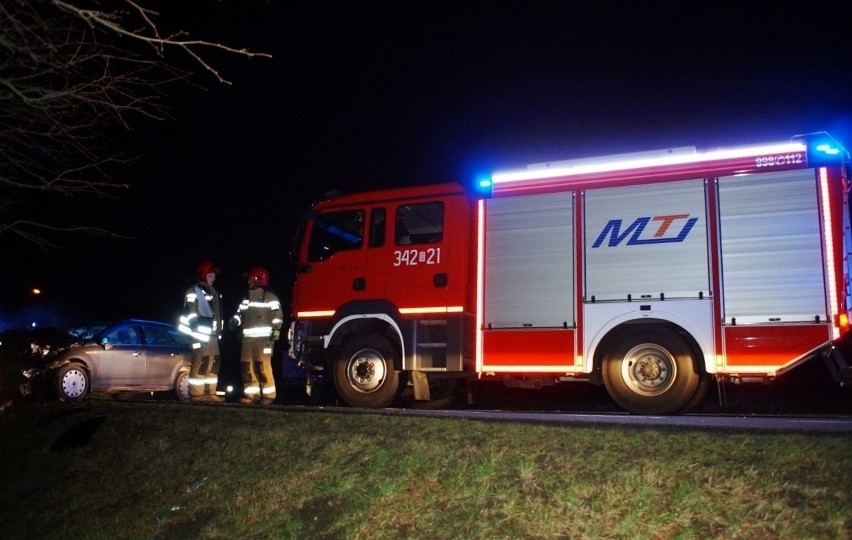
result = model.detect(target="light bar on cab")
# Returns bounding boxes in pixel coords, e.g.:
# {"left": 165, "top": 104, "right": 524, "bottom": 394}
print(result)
{"left": 491, "top": 141, "right": 807, "bottom": 185}
{"left": 297, "top": 310, "right": 335, "bottom": 318}
{"left": 398, "top": 306, "right": 464, "bottom": 315}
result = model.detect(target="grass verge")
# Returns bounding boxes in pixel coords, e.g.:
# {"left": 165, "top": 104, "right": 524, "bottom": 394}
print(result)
{"left": 0, "top": 399, "right": 850, "bottom": 539}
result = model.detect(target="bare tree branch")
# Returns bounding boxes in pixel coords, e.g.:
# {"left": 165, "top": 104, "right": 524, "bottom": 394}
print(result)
{"left": 0, "top": 220, "right": 131, "bottom": 249}
{"left": 0, "top": 0, "right": 271, "bottom": 247}
{"left": 52, "top": 0, "right": 271, "bottom": 85}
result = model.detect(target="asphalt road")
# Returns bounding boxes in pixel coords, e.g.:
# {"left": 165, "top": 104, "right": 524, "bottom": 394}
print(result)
{"left": 4, "top": 340, "right": 852, "bottom": 434}
{"left": 331, "top": 406, "right": 852, "bottom": 434}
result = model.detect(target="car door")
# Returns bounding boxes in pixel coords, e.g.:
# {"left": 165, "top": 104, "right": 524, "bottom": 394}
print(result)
{"left": 142, "top": 324, "right": 187, "bottom": 388}
{"left": 95, "top": 324, "right": 146, "bottom": 388}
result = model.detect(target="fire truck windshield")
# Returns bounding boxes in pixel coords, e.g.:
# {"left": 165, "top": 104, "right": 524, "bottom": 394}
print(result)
{"left": 307, "top": 210, "right": 365, "bottom": 262}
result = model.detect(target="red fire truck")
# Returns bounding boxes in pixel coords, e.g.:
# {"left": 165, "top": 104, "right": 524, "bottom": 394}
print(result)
{"left": 288, "top": 132, "right": 852, "bottom": 414}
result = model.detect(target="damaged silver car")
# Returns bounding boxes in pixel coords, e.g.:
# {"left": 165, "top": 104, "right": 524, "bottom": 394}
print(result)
{"left": 22, "top": 319, "right": 193, "bottom": 402}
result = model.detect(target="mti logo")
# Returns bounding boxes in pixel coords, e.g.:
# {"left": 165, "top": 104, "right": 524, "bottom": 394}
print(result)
{"left": 592, "top": 214, "right": 698, "bottom": 248}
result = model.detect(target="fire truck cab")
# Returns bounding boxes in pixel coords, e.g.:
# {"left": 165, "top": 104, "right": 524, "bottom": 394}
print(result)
{"left": 289, "top": 132, "right": 852, "bottom": 414}
{"left": 289, "top": 183, "right": 476, "bottom": 409}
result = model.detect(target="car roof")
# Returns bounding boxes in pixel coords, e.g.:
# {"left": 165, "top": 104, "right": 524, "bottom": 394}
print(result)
{"left": 116, "top": 319, "right": 177, "bottom": 328}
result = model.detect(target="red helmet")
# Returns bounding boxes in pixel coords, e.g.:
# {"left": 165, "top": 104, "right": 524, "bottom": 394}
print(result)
{"left": 246, "top": 266, "right": 269, "bottom": 287}
{"left": 196, "top": 261, "right": 219, "bottom": 280}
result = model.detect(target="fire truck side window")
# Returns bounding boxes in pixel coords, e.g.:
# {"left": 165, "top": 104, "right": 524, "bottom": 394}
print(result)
{"left": 395, "top": 202, "right": 443, "bottom": 245}
{"left": 369, "top": 208, "right": 386, "bottom": 247}
{"left": 307, "top": 210, "right": 365, "bottom": 262}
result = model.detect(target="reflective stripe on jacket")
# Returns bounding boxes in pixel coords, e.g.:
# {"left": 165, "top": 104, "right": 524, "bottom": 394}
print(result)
{"left": 231, "top": 287, "right": 283, "bottom": 339}
{"left": 179, "top": 282, "right": 222, "bottom": 342}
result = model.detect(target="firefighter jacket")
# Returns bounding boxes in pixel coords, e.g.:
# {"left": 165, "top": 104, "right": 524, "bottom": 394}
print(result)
{"left": 178, "top": 282, "right": 223, "bottom": 343}
{"left": 231, "top": 287, "right": 283, "bottom": 339}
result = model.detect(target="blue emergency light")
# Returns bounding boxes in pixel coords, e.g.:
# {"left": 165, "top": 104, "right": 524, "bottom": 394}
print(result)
{"left": 793, "top": 132, "right": 849, "bottom": 166}
{"left": 815, "top": 143, "right": 841, "bottom": 156}
{"left": 473, "top": 176, "right": 493, "bottom": 198}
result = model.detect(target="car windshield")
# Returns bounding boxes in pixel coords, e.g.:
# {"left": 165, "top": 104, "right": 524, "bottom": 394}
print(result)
{"left": 68, "top": 323, "right": 110, "bottom": 342}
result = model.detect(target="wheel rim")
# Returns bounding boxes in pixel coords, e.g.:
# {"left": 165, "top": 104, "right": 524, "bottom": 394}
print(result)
{"left": 178, "top": 373, "right": 190, "bottom": 401}
{"left": 61, "top": 368, "right": 87, "bottom": 398}
{"left": 620, "top": 343, "right": 676, "bottom": 396}
{"left": 345, "top": 348, "right": 387, "bottom": 394}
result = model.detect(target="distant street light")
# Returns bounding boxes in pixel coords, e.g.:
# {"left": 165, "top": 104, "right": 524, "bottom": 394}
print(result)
{"left": 28, "top": 287, "right": 56, "bottom": 327}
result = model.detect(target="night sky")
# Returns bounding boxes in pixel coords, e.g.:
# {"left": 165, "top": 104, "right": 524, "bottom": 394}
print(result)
{"left": 3, "top": 0, "right": 852, "bottom": 329}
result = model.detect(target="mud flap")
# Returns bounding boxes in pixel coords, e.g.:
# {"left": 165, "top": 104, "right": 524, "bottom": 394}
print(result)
{"left": 411, "top": 370, "right": 430, "bottom": 401}
{"left": 825, "top": 344, "right": 852, "bottom": 385}
{"left": 306, "top": 373, "right": 314, "bottom": 397}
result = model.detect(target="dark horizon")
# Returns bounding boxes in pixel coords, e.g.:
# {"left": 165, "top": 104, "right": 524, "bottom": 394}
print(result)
{"left": 2, "top": 1, "right": 851, "bottom": 329}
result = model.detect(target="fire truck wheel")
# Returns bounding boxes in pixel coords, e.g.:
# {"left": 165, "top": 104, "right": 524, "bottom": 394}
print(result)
{"left": 602, "top": 326, "right": 700, "bottom": 415}
{"left": 334, "top": 334, "right": 401, "bottom": 408}
{"left": 56, "top": 363, "right": 89, "bottom": 402}
{"left": 400, "top": 377, "right": 459, "bottom": 410}
{"left": 677, "top": 373, "right": 711, "bottom": 413}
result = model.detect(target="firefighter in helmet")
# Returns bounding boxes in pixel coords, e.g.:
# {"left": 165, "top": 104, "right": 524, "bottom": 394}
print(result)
{"left": 229, "top": 266, "right": 283, "bottom": 405}
{"left": 178, "top": 261, "right": 225, "bottom": 403}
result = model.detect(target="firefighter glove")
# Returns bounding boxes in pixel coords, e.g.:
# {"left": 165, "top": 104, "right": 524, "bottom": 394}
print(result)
{"left": 271, "top": 329, "right": 281, "bottom": 341}
{"left": 228, "top": 318, "right": 238, "bottom": 331}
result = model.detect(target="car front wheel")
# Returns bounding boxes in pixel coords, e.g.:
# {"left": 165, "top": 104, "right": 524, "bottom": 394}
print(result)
{"left": 174, "top": 370, "right": 191, "bottom": 402}
{"left": 56, "top": 364, "right": 89, "bottom": 401}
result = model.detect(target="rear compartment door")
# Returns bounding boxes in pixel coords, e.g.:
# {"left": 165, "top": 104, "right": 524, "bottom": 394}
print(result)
{"left": 718, "top": 169, "right": 826, "bottom": 323}
{"left": 484, "top": 191, "right": 575, "bottom": 328}
{"left": 584, "top": 178, "right": 709, "bottom": 301}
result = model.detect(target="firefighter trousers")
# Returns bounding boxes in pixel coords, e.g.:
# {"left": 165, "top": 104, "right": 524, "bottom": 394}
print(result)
{"left": 189, "top": 339, "right": 221, "bottom": 401}
{"left": 240, "top": 338, "right": 276, "bottom": 402}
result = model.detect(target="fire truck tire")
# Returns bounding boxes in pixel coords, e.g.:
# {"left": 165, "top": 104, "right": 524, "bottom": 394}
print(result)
{"left": 334, "top": 334, "right": 401, "bottom": 408}
{"left": 602, "top": 327, "right": 700, "bottom": 415}
{"left": 56, "top": 363, "right": 89, "bottom": 402}
{"left": 400, "top": 377, "right": 459, "bottom": 410}
{"left": 678, "top": 373, "right": 711, "bottom": 413}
